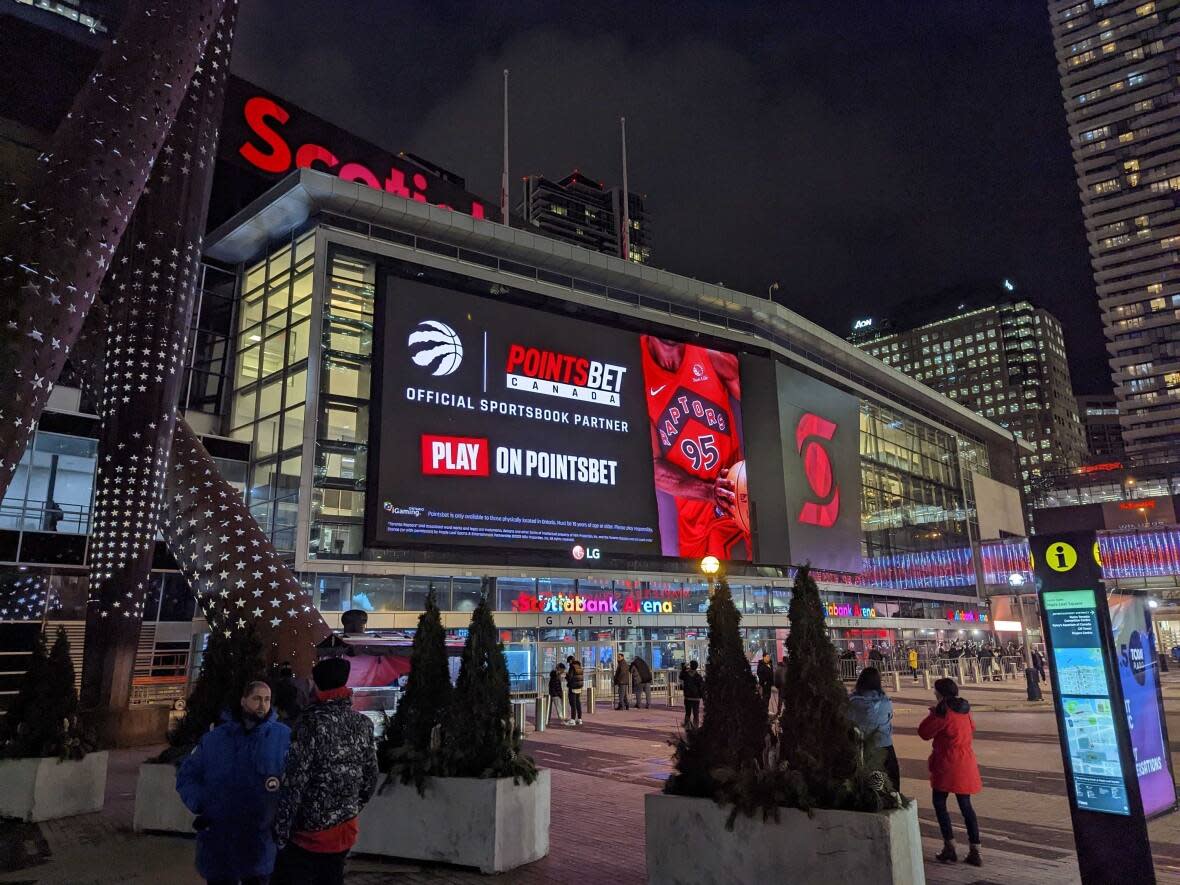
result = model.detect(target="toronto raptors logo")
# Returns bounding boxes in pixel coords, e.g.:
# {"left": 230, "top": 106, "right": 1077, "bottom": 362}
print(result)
{"left": 796, "top": 412, "right": 839, "bottom": 527}
{"left": 408, "top": 320, "right": 463, "bottom": 376}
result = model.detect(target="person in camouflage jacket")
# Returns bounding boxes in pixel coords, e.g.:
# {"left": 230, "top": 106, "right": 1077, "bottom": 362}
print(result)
{"left": 273, "top": 657, "right": 378, "bottom": 885}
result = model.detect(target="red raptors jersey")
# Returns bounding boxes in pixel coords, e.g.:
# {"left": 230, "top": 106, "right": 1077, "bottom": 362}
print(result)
{"left": 641, "top": 341, "right": 747, "bottom": 558}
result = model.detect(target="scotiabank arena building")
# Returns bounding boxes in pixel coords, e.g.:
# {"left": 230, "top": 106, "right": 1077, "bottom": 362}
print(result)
{"left": 0, "top": 161, "right": 1032, "bottom": 707}
{"left": 200, "top": 163, "right": 1031, "bottom": 683}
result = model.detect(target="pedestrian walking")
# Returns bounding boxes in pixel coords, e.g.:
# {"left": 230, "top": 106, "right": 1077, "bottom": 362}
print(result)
{"left": 565, "top": 656, "right": 584, "bottom": 725}
{"left": 974, "top": 646, "right": 989, "bottom": 680}
{"left": 272, "top": 657, "right": 379, "bottom": 885}
{"left": 631, "top": 655, "right": 653, "bottom": 709}
{"left": 547, "top": 663, "right": 566, "bottom": 725}
{"left": 907, "top": 647, "right": 920, "bottom": 682}
{"left": 756, "top": 652, "right": 774, "bottom": 708}
{"left": 177, "top": 680, "right": 291, "bottom": 885}
{"left": 847, "top": 667, "right": 900, "bottom": 791}
{"left": 918, "top": 678, "right": 983, "bottom": 867}
{"left": 772, "top": 655, "right": 788, "bottom": 714}
{"left": 1031, "top": 648, "right": 1046, "bottom": 683}
{"left": 613, "top": 657, "right": 631, "bottom": 710}
{"left": 681, "top": 660, "right": 704, "bottom": 728}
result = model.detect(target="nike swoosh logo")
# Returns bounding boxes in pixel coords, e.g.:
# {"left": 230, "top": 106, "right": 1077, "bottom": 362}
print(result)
{"left": 649, "top": 385, "right": 666, "bottom": 396}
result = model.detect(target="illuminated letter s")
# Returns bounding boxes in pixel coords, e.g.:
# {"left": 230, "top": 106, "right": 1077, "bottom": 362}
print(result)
{"left": 796, "top": 413, "right": 840, "bottom": 528}
{"left": 239, "top": 96, "right": 291, "bottom": 174}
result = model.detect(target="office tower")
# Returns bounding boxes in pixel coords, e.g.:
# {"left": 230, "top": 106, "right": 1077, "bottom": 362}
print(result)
{"left": 1049, "top": 0, "right": 1180, "bottom": 461}
{"left": 522, "top": 171, "right": 650, "bottom": 263}
{"left": 1077, "top": 393, "right": 1127, "bottom": 462}
{"left": 853, "top": 285, "right": 1087, "bottom": 495}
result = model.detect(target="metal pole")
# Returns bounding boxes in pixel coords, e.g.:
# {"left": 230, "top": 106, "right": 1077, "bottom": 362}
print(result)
{"left": 501, "top": 69, "right": 510, "bottom": 227}
{"left": 1016, "top": 593, "right": 1034, "bottom": 669}
{"left": 620, "top": 116, "right": 630, "bottom": 260}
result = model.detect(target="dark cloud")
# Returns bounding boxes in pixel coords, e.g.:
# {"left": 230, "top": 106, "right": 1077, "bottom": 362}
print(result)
{"left": 232, "top": 1, "right": 1104, "bottom": 391}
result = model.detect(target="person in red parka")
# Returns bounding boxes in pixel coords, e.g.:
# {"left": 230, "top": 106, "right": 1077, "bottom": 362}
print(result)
{"left": 918, "top": 677, "right": 983, "bottom": 867}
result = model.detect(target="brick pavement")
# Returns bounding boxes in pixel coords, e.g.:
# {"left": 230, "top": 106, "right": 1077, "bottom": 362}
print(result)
{"left": 7, "top": 677, "right": 1180, "bottom": 883}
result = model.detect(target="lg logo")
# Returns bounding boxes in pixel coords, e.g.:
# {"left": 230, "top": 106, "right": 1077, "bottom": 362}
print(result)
{"left": 408, "top": 320, "right": 463, "bottom": 376}
{"left": 572, "top": 545, "right": 601, "bottom": 561}
{"left": 796, "top": 412, "right": 839, "bottom": 528}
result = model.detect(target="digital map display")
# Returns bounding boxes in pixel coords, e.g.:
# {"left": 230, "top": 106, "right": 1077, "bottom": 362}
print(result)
{"left": 1044, "top": 589, "right": 1131, "bottom": 816}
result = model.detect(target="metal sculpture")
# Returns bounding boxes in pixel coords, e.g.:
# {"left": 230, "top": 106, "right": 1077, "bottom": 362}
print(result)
{"left": 164, "top": 421, "right": 329, "bottom": 675}
{"left": 80, "top": 1, "right": 239, "bottom": 710}
{"left": 0, "top": 0, "right": 227, "bottom": 500}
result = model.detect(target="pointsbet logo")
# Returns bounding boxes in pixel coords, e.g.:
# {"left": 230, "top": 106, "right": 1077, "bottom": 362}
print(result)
{"left": 796, "top": 412, "right": 840, "bottom": 528}
{"left": 408, "top": 320, "right": 463, "bottom": 376}
{"left": 504, "top": 343, "right": 627, "bottom": 407}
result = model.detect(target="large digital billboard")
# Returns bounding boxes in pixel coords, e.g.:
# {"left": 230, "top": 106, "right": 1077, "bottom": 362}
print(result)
{"left": 1109, "top": 596, "right": 1176, "bottom": 818}
{"left": 775, "top": 364, "right": 862, "bottom": 574}
{"left": 366, "top": 277, "right": 753, "bottom": 561}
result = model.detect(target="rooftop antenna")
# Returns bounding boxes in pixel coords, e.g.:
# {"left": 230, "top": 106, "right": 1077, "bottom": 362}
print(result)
{"left": 502, "top": 69, "right": 510, "bottom": 227}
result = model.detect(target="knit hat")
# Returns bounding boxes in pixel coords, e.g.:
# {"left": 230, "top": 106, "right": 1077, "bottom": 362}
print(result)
{"left": 312, "top": 656, "right": 351, "bottom": 691}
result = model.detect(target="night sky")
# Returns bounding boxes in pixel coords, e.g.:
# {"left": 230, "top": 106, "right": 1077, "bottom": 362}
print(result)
{"left": 232, "top": 1, "right": 1105, "bottom": 392}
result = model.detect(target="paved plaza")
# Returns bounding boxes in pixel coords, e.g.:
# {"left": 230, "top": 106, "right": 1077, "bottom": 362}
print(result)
{"left": 7, "top": 674, "right": 1180, "bottom": 884}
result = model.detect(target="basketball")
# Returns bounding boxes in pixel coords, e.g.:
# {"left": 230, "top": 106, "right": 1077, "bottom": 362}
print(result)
{"left": 729, "top": 460, "right": 750, "bottom": 534}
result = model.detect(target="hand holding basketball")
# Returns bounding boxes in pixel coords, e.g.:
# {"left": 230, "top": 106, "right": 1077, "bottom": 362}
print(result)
{"left": 714, "top": 467, "right": 735, "bottom": 515}
{"left": 728, "top": 460, "right": 750, "bottom": 534}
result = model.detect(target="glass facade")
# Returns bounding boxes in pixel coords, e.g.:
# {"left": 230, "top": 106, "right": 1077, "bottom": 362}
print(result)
{"left": 297, "top": 573, "right": 987, "bottom": 623}
{"left": 229, "top": 231, "right": 315, "bottom": 553}
{"left": 0, "top": 430, "right": 97, "bottom": 534}
{"left": 859, "top": 400, "right": 974, "bottom": 562}
{"left": 182, "top": 263, "right": 238, "bottom": 416}
{"left": 309, "top": 251, "right": 375, "bottom": 560}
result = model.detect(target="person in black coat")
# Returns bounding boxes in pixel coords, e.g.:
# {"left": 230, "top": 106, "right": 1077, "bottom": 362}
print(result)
{"left": 565, "top": 656, "right": 584, "bottom": 725}
{"left": 756, "top": 653, "right": 774, "bottom": 708}
{"left": 773, "top": 656, "right": 788, "bottom": 714}
{"left": 1031, "top": 649, "right": 1046, "bottom": 683}
{"left": 546, "top": 663, "right": 566, "bottom": 725}
{"left": 630, "top": 656, "right": 653, "bottom": 709}
{"left": 681, "top": 661, "right": 704, "bottom": 728}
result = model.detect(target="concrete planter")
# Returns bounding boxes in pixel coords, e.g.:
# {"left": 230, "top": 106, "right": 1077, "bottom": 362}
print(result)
{"left": 354, "top": 768, "right": 550, "bottom": 873}
{"left": 645, "top": 792, "right": 924, "bottom": 885}
{"left": 0, "top": 751, "right": 108, "bottom": 822}
{"left": 133, "top": 762, "right": 195, "bottom": 834}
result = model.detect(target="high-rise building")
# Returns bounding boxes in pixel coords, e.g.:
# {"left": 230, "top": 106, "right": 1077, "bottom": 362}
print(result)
{"left": 521, "top": 171, "right": 650, "bottom": 263}
{"left": 1049, "top": 0, "right": 1180, "bottom": 463}
{"left": 1077, "top": 393, "right": 1128, "bottom": 462}
{"left": 851, "top": 284, "right": 1087, "bottom": 496}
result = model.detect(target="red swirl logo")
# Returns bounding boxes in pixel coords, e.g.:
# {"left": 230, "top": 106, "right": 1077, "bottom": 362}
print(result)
{"left": 796, "top": 413, "right": 839, "bottom": 527}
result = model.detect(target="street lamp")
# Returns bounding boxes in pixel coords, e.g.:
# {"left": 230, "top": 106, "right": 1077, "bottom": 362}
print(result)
{"left": 767, "top": 281, "right": 780, "bottom": 301}
{"left": 700, "top": 555, "right": 721, "bottom": 594}
{"left": 1009, "top": 574, "right": 1035, "bottom": 671}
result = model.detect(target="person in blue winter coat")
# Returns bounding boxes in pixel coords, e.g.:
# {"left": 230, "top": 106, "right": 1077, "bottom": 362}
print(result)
{"left": 177, "top": 680, "right": 291, "bottom": 885}
{"left": 846, "top": 666, "right": 900, "bottom": 790}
